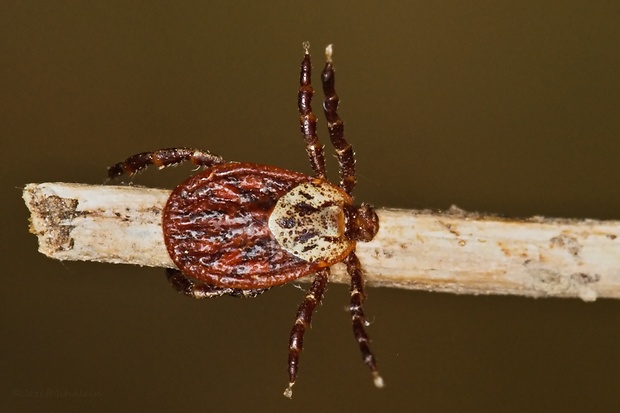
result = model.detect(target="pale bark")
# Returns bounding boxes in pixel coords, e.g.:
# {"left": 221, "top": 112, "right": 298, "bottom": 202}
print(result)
{"left": 23, "top": 182, "right": 620, "bottom": 301}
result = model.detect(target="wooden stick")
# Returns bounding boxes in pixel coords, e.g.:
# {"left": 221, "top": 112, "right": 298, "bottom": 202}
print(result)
{"left": 23, "top": 182, "right": 620, "bottom": 301}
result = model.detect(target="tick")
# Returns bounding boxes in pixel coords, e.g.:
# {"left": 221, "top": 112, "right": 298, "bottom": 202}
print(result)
{"left": 108, "top": 42, "right": 383, "bottom": 398}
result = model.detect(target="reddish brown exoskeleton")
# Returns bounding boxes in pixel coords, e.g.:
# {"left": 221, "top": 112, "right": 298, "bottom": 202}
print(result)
{"left": 108, "top": 43, "right": 382, "bottom": 398}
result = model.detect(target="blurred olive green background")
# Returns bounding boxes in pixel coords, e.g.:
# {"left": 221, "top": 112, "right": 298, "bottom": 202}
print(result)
{"left": 2, "top": 1, "right": 620, "bottom": 412}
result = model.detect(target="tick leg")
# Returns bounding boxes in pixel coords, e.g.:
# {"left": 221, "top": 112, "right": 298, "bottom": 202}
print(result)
{"left": 107, "top": 148, "right": 227, "bottom": 181}
{"left": 298, "top": 42, "right": 327, "bottom": 179}
{"left": 346, "top": 252, "right": 384, "bottom": 389}
{"left": 321, "top": 45, "right": 356, "bottom": 196}
{"left": 166, "top": 269, "right": 266, "bottom": 298}
{"left": 283, "top": 267, "right": 329, "bottom": 398}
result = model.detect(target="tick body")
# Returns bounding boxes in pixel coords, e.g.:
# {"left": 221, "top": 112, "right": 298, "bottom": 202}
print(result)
{"left": 163, "top": 163, "right": 355, "bottom": 289}
{"left": 108, "top": 42, "right": 383, "bottom": 397}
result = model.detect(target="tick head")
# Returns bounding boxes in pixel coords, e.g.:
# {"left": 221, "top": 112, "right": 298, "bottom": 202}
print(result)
{"left": 345, "top": 203, "right": 379, "bottom": 242}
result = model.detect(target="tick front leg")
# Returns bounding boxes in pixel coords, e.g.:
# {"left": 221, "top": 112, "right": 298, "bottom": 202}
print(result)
{"left": 166, "top": 269, "right": 266, "bottom": 298}
{"left": 107, "top": 148, "right": 227, "bottom": 180}
{"left": 321, "top": 45, "right": 356, "bottom": 196}
{"left": 298, "top": 42, "right": 327, "bottom": 179}
{"left": 283, "top": 267, "right": 329, "bottom": 398}
{"left": 346, "top": 252, "right": 384, "bottom": 389}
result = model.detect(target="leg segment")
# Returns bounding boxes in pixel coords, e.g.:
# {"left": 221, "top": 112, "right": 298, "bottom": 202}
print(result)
{"left": 107, "top": 148, "right": 226, "bottom": 181}
{"left": 283, "top": 267, "right": 329, "bottom": 398}
{"left": 298, "top": 42, "right": 327, "bottom": 179}
{"left": 321, "top": 45, "right": 356, "bottom": 196}
{"left": 346, "top": 252, "right": 384, "bottom": 388}
{"left": 166, "top": 269, "right": 267, "bottom": 299}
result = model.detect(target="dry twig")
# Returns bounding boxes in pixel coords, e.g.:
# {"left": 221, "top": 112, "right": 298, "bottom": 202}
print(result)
{"left": 23, "top": 182, "right": 620, "bottom": 301}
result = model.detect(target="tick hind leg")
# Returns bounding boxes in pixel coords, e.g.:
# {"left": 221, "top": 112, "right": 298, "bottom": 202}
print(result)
{"left": 166, "top": 269, "right": 267, "bottom": 299}
{"left": 284, "top": 267, "right": 329, "bottom": 398}
{"left": 346, "top": 252, "right": 384, "bottom": 388}
{"left": 107, "top": 148, "right": 227, "bottom": 181}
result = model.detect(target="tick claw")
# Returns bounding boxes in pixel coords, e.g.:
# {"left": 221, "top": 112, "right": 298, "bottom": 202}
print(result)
{"left": 373, "top": 372, "right": 385, "bottom": 388}
{"left": 325, "top": 44, "right": 333, "bottom": 62}
{"left": 283, "top": 383, "right": 294, "bottom": 399}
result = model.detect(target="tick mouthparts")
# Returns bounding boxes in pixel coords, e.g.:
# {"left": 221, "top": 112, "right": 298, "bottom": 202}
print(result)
{"left": 344, "top": 203, "right": 380, "bottom": 242}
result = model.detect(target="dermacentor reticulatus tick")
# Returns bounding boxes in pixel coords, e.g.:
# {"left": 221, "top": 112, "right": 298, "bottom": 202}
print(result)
{"left": 107, "top": 42, "right": 383, "bottom": 398}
